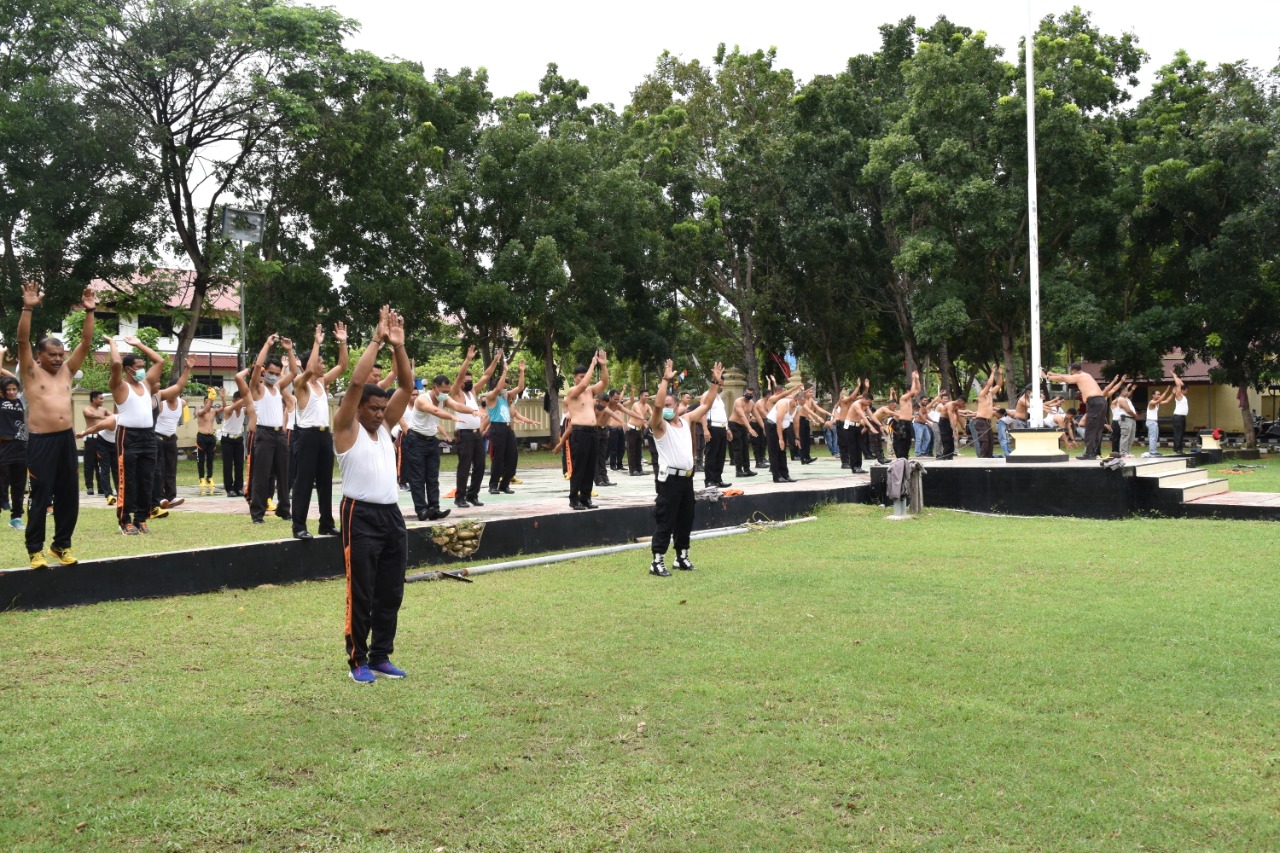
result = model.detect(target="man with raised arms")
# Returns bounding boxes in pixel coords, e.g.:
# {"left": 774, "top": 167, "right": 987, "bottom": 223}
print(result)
{"left": 564, "top": 349, "right": 609, "bottom": 509}
{"left": 245, "top": 334, "right": 292, "bottom": 523}
{"left": 334, "top": 307, "right": 415, "bottom": 684}
{"left": 448, "top": 345, "right": 500, "bottom": 510}
{"left": 483, "top": 356, "right": 525, "bottom": 496}
{"left": 647, "top": 360, "right": 722, "bottom": 577}
{"left": 1042, "top": 363, "right": 1106, "bottom": 460}
{"left": 892, "top": 371, "right": 921, "bottom": 459}
{"left": 281, "top": 323, "right": 348, "bottom": 539}
{"left": 625, "top": 388, "right": 652, "bottom": 476}
{"left": 15, "top": 282, "right": 95, "bottom": 566}
{"left": 107, "top": 336, "right": 172, "bottom": 535}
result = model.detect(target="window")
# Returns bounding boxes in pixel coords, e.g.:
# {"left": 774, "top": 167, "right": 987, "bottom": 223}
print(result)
{"left": 193, "top": 316, "right": 223, "bottom": 340}
{"left": 136, "top": 314, "right": 174, "bottom": 337}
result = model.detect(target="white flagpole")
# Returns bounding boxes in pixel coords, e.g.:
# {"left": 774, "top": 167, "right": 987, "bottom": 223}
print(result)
{"left": 1026, "top": 2, "right": 1044, "bottom": 428}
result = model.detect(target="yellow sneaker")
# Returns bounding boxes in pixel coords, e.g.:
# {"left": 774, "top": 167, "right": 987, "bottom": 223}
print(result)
{"left": 106, "top": 494, "right": 117, "bottom": 506}
{"left": 510, "top": 478, "right": 523, "bottom": 485}
{"left": 29, "top": 551, "right": 50, "bottom": 569}
{"left": 150, "top": 506, "right": 169, "bottom": 519}
{"left": 267, "top": 498, "right": 277, "bottom": 513}
{"left": 49, "top": 547, "right": 78, "bottom": 566}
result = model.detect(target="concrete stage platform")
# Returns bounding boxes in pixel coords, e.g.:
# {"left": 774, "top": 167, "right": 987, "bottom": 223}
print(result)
{"left": 0, "top": 454, "right": 870, "bottom": 610}
{"left": 5, "top": 451, "right": 1276, "bottom": 611}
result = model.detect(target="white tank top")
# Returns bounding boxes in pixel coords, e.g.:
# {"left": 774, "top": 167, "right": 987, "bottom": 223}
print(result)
{"left": 255, "top": 386, "right": 284, "bottom": 427}
{"left": 154, "top": 398, "right": 182, "bottom": 436}
{"left": 1146, "top": 403, "right": 1160, "bottom": 420}
{"left": 296, "top": 380, "right": 329, "bottom": 428}
{"left": 409, "top": 391, "right": 442, "bottom": 436}
{"left": 653, "top": 418, "right": 695, "bottom": 471}
{"left": 1174, "top": 395, "right": 1189, "bottom": 416}
{"left": 769, "top": 399, "right": 794, "bottom": 429}
{"left": 1112, "top": 403, "right": 1124, "bottom": 420}
{"left": 223, "top": 409, "right": 244, "bottom": 438}
{"left": 455, "top": 391, "right": 480, "bottom": 429}
{"left": 116, "top": 382, "right": 154, "bottom": 429}
{"left": 102, "top": 426, "right": 116, "bottom": 444}
{"left": 338, "top": 424, "right": 398, "bottom": 504}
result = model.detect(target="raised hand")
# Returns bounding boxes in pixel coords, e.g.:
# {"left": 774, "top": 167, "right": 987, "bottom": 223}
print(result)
{"left": 280, "top": 337, "right": 294, "bottom": 352}
{"left": 333, "top": 322, "right": 347, "bottom": 343}
{"left": 21, "top": 281, "right": 42, "bottom": 309}
{"left": 663, "top": 359, "right": 676, "bottom": 382}
{"left": 385, "top": 310, "right": 406, "bottom": 347}
{"left": 314, "top": 323, "right": 324, "bottom": 343}
{"left": 267, "top": 333, "right": 280, "bottom": 346}
{"left": 465, "top": 344, "right": 477, "bottom": 360}
{"left": 123, "top": 336, "right": 142, "bottom": 349}
{"left": 375, "top": 306, "right": 390, "bottom": 343}
{"left": 81, "top": 286, "right": 98, "bottom": 311}
{"left": 597, "top": 349, "right": 608, "bottom": 365}
{"left": 711, "top": 361, "right": 723, "bottom": 384}
{"left": 518, "top": 359, "right": 525, "bottom": 371}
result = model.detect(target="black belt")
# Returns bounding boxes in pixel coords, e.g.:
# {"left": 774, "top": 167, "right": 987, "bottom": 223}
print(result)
{"left": 298, "top": 425, "right": 329, "bottom": 432}
{"left": 258, "top": 426, "right": 284, "bottom": 432}
{"left": 410, "top": 430, "right": 439, "bottom": 440}
{"left": 457, "top": 428, "right": 478, "bottom": 433}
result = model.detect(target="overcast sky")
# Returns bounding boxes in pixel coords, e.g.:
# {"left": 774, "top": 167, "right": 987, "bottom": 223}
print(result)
{"left": 309, "top": 0, "right": 1279, "bottom": 108}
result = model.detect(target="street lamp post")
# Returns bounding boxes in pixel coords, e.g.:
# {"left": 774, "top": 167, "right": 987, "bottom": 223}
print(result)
{"left": 219, "top": 206, "right": 266, "bottom": 370}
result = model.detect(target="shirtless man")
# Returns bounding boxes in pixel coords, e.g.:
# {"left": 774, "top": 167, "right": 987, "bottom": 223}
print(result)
{"left": 194, "top": 390, "right": 219, "bottom": 494}
{"left": 625, "top": 388, "right": 652, "bottom": 476}
{"left": 564, "top": 350, "right": 609, "bottom": 509}
{"left": 852, "top": 389, "right": 886, "bottom": 467}
{"left": 942, "top": 396, "right": 971, "bottom": 459}
{"left": 594, "top": 389, "right": 626, "bottom": 487}
{"left": 18, "top": 283, "right": 96, "bottom": 567}
{"left": 728, "top": 387, "right": 759, "bottom": 478}
{"left": 82, "top": 389, "right": 114, "bottom": 498}
{"left": 1042, "top": 364, "right": 1106, "bottom": 460}
{"left": 892, "top": 371, "right": 921, "bottom": 459}
{"left": 973, "top": 367, "right": 1001, "bottom": 458}
{"left": 796, "top": 389, "right": 831, "bottom": 465}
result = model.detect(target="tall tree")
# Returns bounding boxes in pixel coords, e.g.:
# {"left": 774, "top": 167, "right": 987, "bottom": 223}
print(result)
{"left": 76, "top": 0, "right": 352, "bottom": 375}
{"left": 631, "top": 45, "right": 797, "bottom": 386}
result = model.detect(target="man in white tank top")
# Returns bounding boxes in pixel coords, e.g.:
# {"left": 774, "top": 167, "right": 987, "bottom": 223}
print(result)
{"left": 446, "top": 345, "right": 500, "bottom": 510}
{"left": 281, "top": 323, "right": 348, "bottom": 539}
{"left": 333, "top": 307, "right": 414, "bottom": 684}
{"left": 247, "top": 333, "right": 292, "bottom": 524}
{"left": 1142, "top": 384, "right": 1174, "bottom": 457}
{"left": 151, "top": 364, "right": 192, "bottom": 514}
{"left": 1171, "top": 373, "right": 1189, "bottom": 453}
{"left": 107, "top": 337, "right": 172, "bottom": 534}
{"left": 219, "top": 388, "right": 247, "bottom": 496}
{"left": 647, "top": 359, "right": 722, "bottom": 577}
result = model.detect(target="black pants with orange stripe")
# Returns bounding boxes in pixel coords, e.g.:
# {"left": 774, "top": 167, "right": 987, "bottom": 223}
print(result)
{"left": 341, "top": 498, "right": 407, "bottom": 669}
{"left": 116, "top": 425, "right": 155, "bottom": 529}
{"left": 25, "top": 430, "right": 78, "bottom": 554}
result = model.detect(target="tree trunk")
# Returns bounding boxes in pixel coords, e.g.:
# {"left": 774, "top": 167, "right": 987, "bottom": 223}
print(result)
{"left": 740, "top": 311, "right": 760, "bottom": 393}
{"left": 1001, "top": 328, "right": 1017, "bottom": 403}
{"left": 1239, "top": 386, "right": 1257, "bottom": 448}
{"left": 544, "top": 328, "right": 560, "bottom": 444}
{"left": 938, "top": 343, "right": 955, "bottom": 396}
{"left": 171, "top": 269, "right": 211, "bottom": 381}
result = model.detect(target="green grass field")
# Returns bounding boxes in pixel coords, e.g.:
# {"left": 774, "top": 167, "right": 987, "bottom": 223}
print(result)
{"left": 4, "top": 504, "right": 1279, "bottom": 850}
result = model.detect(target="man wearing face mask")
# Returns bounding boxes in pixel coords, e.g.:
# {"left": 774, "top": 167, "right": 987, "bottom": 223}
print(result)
{"left": 447, "top": 345, "right": 500, "bottom": 510}
{"left": 247, "top": 333, "right": 292, "bottom": 524}
{"left": 648, "top": 360, "right": 723, "bottom": 576}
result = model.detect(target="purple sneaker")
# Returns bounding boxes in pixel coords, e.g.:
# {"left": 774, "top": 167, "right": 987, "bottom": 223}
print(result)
{"left": 369, "top": 660, "right": 406, "bottom": 679}
{"left": 349, "top": 665, "right": 376, "bottom": 684}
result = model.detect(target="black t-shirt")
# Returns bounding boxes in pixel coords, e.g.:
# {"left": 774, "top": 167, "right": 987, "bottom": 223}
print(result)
{"left": 0, "top": 396, "right": 27, "bottom": 440}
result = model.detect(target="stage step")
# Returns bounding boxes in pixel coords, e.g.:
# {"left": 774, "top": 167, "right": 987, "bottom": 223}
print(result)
{"left": 1179, "top": 478, "right": 1231, "bottom": 501}
{"left": 1150, "top": 468, "right": 1212, "bottom": 489}
{"left": 1131, "top": 457, "right": 1194, "bottom": 477}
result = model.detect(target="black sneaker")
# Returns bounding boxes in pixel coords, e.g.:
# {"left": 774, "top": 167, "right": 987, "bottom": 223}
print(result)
{"left": 741, "top": 469, "right": 757, "bottom": 477}
{"left": 294, "top": 530, "right": 314, "bottom": 541}
{"left": 649, "top": 555, "right": 671, "bottom": 577}
{"left": 428, "top": 508, "right": 451, "bottom": 521}
{"left": 500, "top": 487, "right": 515, "bottom": 494}
{"left": 489, "top": 488, "right": 500, "bottom": 495}
{"left": 570, "top": 501, "right": 585, "bottom": 511}
{"left": 675, "top": 550, "right": 695, "bottom": 571}
{"left": 468, "top": 498, "right": 485, "bottom": 507}
{"left": 715, "top": 481, "right": 732, "bottom": 488}
{"left": 582, "top": 500, "right": 598, "bottom": 509}
{"left": 318, "top": 527, "right": 340, "bottom": 536}
{"left": 454, "top": 498, "right": 470, "bottom": 508}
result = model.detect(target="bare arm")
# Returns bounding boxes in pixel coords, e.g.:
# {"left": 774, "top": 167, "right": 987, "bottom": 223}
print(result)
{"left": 66, "top": 286, "right": 97, "bottom": 375}
{"left": 589, "top": 349, "right": 609, "bottom": 395}
{"left": 158, "top": 363, "right": 191, "bottom": 402}
{"left": 566, "top": 353, "right": 598, "bottom": 402}
{"left": 322, "top": 322, "right": 349, "bottom": 386}
{"left": 107, "top": 337, "right": 126, "bottom": 404}
{"left": 383, "top": 312, "right": 414, "bottom": 428}
{"left": 506, "top": 360, "right": 526, "bottom": 401}
{"left": 17, "top": 281, "right": 39, "bottom": 376}
{"left": 686, "top": 364, "right": 725, "bottom": 423}
{"left": 335, "top": 310, "right": 388, "bottom": 442}
{"left": 650, "top": 360, "right": 675, "bottom": 434}
{"left": 450, "top": 345, "right": 477, "bottom": 397}
{"left": 250, "top": 334, "right": 278, "bottom": 395}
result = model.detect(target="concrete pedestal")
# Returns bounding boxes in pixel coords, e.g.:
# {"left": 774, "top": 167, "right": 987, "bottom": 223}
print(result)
{"left": 1007, "top": 428, "right": 1068, "bottom": 464}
